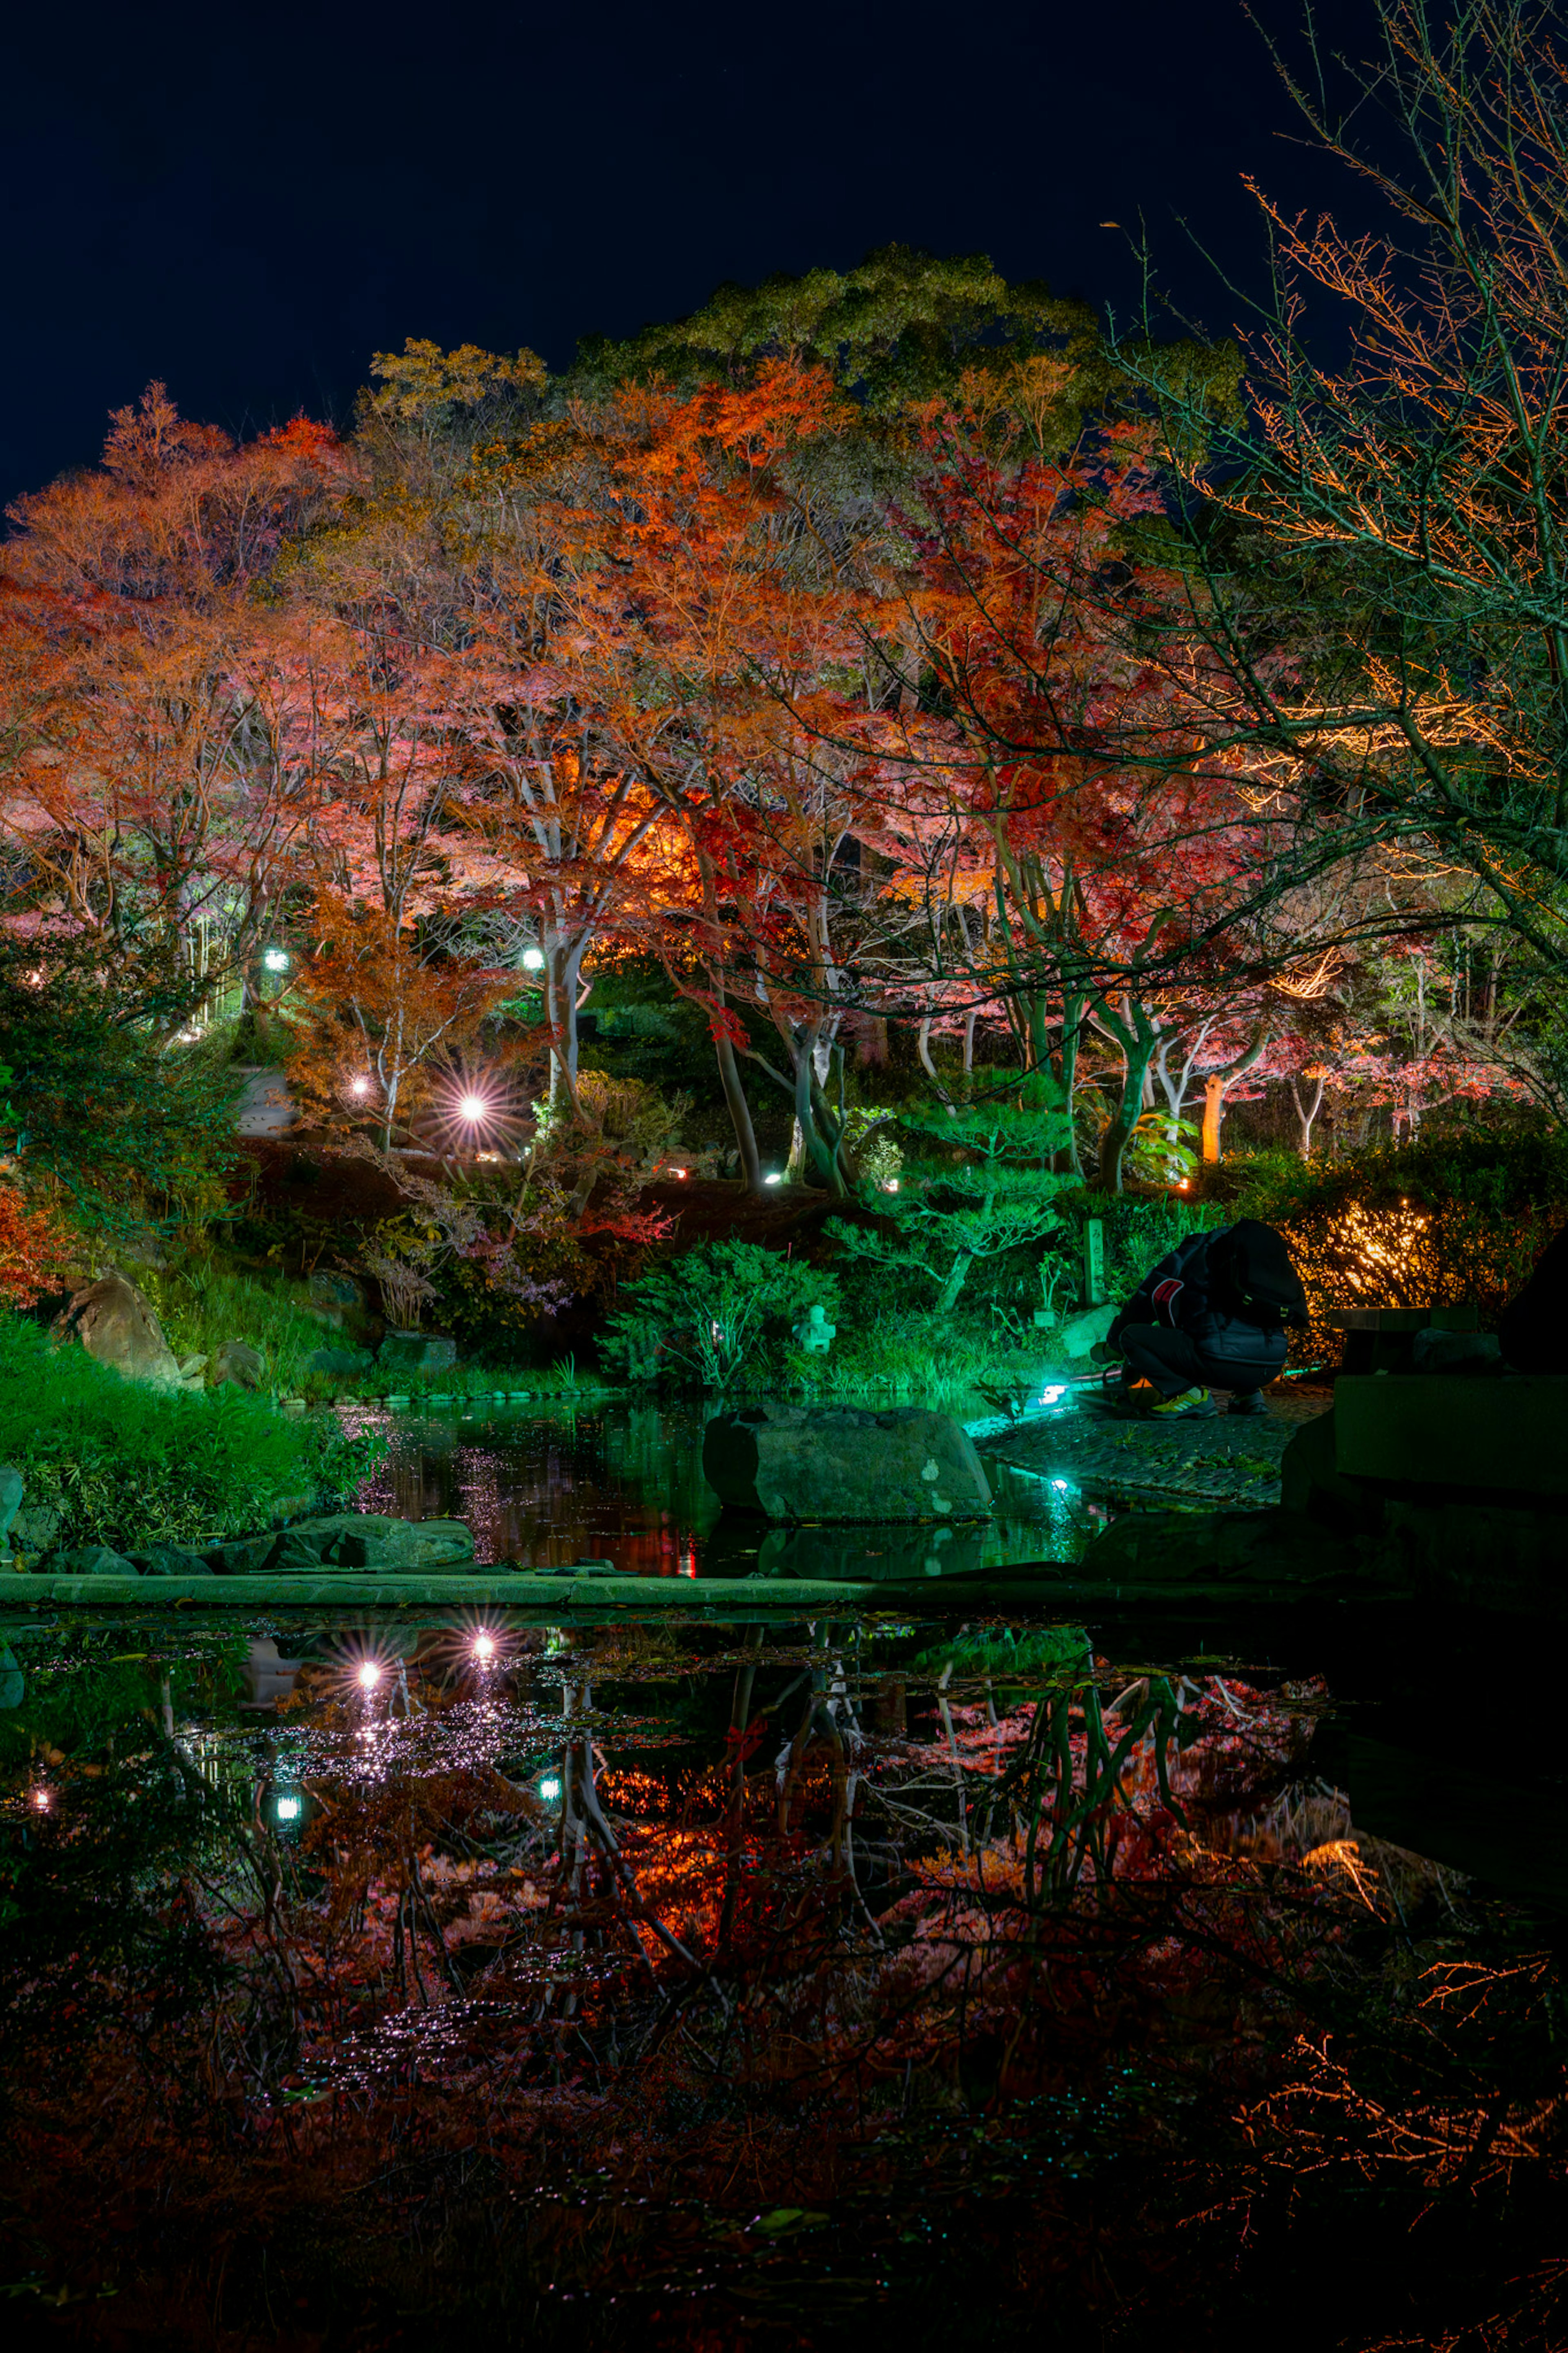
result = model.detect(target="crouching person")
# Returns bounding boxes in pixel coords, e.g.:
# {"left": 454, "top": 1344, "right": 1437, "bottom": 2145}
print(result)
{"left": 1098, "top": 1218, "right": 1309, "bottom": 1420}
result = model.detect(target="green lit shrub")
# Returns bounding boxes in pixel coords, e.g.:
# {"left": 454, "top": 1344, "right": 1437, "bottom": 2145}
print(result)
{"left": 0, "top": 1316, "right": 382, "bottom": 1552}
{"left": 601, "top": 1241, "right": 840, "bottom": 1390}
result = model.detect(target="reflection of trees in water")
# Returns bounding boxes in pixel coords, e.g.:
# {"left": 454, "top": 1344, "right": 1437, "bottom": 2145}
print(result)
{"left": 1, "top": 1624, "right": 1562, "bottom": 2349}
{"left": 355, "top": 1406, "right": 715, "bottom": 1571}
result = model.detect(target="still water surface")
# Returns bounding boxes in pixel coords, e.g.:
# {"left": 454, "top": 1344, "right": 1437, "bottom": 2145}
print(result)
{"left": 350, "top": 1397, "right": 1094, "bottom": 1575}
{"left": 0, "top": 1404, "right": 1562, "bottom": 2349}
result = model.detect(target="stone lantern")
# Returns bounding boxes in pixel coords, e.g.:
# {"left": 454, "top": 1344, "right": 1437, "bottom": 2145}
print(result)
{"left": 793, "top": 1302, "right": 836, "bottom": 1354}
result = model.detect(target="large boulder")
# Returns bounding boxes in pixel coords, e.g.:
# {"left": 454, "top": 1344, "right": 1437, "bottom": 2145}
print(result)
{"left": 127, "top": 1543, "right": 215, "bottom": 1577}
{"left": 307, "top": 1270, "right": 365, "bottom": 1327}
{"left": 210, "top": 1339, "right": 265, "bottom": 1390}
{"left": 702, "top": 1403, "right": 992, "bottom": 1521}
{"left": 55, "top": 1271, "right": 180, "bottom": 1386}
{"left": 303, "top": 1345, "right": 372, "bottom": 1379}
{"left": 378, "top": 1332, "right": 457, "bottom": 1375}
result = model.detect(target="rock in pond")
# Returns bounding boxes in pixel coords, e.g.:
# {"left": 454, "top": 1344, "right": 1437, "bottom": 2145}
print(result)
{"left": 55, "top": 1270, "right": 181, "bottom": 1386}
{"left": 702, "top": 1403, "right": 992, "bottom": 1522}
{"left": 127, "top": 1543, "right": 216, "bottom": 1577}
{"left": 205, "top": 1511, "right": 475, "bottom": 1573}
{"left": 210, "top": 1339, "right": 265, "bottom": 1390}
{"left": 378, "top": 1332, "right": 457, "bottom": 1375}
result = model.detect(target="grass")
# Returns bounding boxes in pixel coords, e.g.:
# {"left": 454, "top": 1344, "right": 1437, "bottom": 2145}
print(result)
{"left": 780, "top": 1310, "right": 1056, "bottom": 1414}
{"left": 139, "top": 1256, "right": 625, "bottom": 1406}
{"left": 0, "top": 1314, "right": 382, "bottom": 1555}
{"left": 138, "top": 1262, "right": 339, "bottom": 1396}
{"left": 362, "top": 1355, "right": 621, "bottom": 1404}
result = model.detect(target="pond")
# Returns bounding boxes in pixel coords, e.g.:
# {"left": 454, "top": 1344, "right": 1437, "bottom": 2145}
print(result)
{"left": 1, "top": 1561, "right": 1564, "bottom": 2350}
{"left": 347, "top": 1396, "right": 1100, "bottom": 1577}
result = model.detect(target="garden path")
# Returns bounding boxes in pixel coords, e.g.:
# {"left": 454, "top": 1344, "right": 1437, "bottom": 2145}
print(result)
{"left": 981, "top": 1384, "right": 1331, "bottom": 1510}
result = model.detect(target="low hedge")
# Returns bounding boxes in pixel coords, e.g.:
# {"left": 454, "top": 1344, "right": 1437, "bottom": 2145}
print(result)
{"left": 0, "top": 1316, "right": 382, "bottom": 1553}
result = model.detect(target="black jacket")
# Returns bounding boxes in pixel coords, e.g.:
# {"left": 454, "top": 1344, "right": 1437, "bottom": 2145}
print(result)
{"left": 1110, "top": 1224, "right": 1296, "bottom": 1372}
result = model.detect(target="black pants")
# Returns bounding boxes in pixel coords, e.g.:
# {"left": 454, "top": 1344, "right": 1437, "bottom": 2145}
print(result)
{"left": 1120, "top": 1323, "right": 1281, "bottom": 1400}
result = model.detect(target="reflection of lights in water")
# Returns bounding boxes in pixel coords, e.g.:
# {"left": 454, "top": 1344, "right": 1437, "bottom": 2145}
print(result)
{"left": 538, "top": 1775, "right": 562, "bottom": 1801}
{"left": 276, "top": 1793, "right": 303, "bottom": 1822}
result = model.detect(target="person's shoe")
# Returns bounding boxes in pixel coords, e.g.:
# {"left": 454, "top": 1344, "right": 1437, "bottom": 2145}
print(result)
{"left": 1146, "top": 1387, "right": 1218, "bottom": 1419}
{"left": 1227, "top": 1390, "right": 1268, "bottom": 1418}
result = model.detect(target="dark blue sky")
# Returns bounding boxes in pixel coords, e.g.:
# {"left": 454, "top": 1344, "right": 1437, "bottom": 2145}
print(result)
{"left": 2, "top": 0, "right": 1378, "bottom": 507}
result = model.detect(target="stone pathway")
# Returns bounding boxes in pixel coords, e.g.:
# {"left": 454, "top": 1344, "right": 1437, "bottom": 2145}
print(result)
{"left": 977, "top": 1383, "right": 1332, "bottom": 1510}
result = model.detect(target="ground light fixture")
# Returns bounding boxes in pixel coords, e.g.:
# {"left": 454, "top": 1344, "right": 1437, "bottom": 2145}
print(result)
{"left": 764, "top": 1172, "right": 783, "bottom": 1185}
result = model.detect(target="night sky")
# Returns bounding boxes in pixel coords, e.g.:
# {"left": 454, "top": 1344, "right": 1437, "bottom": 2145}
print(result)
{"left": 3, "top": 0, "right": 1378, "bottom": 509}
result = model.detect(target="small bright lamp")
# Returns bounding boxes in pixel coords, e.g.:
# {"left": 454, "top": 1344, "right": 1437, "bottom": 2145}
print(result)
{"left": 458, "top": 1092, "right": 489, "bottom": 1123}
{"left": 356, "top": 1660, "right": 382, "bottom": 1692}
{"left": 521, "top": 946, "right": 546, "bottom": 973}
{"left": 538, "top": 1775, "right": 562, "bottom": 1802}
{"left": 262, "top": 947, "right": 290, "bottom": 973}
{"left": 276, "top": 1793, "right": 302, "bottom": 1822}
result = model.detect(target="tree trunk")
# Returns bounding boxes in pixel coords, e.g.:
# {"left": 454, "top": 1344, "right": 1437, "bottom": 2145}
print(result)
{"left": 1290, "top": 1073, "right": 1327, "bottom": 1158}
{"left": 793, "top": 1035, "right": 846, "bottom": 1194}
{"left": 1201, "top": 1028, "right": 1269, "bottom": 1162}
{"left": 1098, "top": 1038, "right": 1158, "bottom": 1192}
{"left": 918, "top": 1016, "right": 955, "bottom": 1111}
{"left": 715, "top": 1027, "right": 764, "bottom": 1191}
{"left": 938, "top": 1250, "right": 977, "bottom": 1311}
